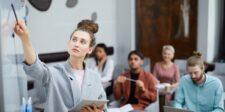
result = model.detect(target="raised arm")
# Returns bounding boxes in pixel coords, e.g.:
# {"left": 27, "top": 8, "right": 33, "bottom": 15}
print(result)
{"left": 14, "top": 20, "right": 51, "bottom": 85}
{"left": 14, "top": 20, "right": 36, "bottom": 65}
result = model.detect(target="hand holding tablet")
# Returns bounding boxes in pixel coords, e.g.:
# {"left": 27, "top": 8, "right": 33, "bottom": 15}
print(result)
{"left": 74, "top": 99, "right": 109, "bottom": 111}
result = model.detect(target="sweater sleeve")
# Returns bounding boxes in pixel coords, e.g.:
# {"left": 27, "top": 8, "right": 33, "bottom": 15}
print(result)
{"left": 139, "top": 74, "right": 157, "bottom": 103}
{"left": 23, "top": 55, "right": 51, "bottom": 86}
{"left": 113, "top": 79, "right": 124, "bottom": 100}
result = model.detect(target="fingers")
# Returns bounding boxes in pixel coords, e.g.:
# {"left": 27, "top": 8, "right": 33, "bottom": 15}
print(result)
{"left": 91, "top": 104, "right": 102, "bottom": 112}
{"left": 117, "top": 76, "right": 126, "bottom": 83}
{"left": 91, "top": 104, "right": 98, "bottom": 110}
{"left": 80, "top": 104, "right": 102, "bottom": 112}
{"left": 98, "top": 105, "right": 104, "bottom": 110}
{"left": 136, "top": 80, "right": 142, "bottom": 85}
{"left": 80, "top": 107, "right": 88, "bottom": 112}
{"left": 136, "top": 80, "right": 145, "bottom": 91}
{"left": 14, "top": 20, "right": 27, "bottom": 33}
{"left": 15, "top": 24, "right": 23, "bottom": 34}
{"left": 13, "top": 19, "right": 30, "bottom": 41}
{"left": 80, "top": 106, "right": 93, "bottom": 112}
{"left": 17, "top": 20, "right": 26, "bottom": 29}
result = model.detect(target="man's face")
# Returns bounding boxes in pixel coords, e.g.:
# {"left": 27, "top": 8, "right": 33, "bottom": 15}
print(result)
{"left": 187, "top": 65, "right": 204, "bottom": 83}
{"left": 128, "top": 54, "right": 143, "bottom": 70}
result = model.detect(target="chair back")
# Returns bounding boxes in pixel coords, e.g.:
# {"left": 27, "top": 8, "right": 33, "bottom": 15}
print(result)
{"left": 174, "top": 59, "right": 187, "bottom": 76}
{"left": 142, "top": 57, "right": 151, "bottom": 72}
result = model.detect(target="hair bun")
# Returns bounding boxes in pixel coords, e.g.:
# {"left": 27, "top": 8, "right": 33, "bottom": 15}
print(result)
{"left": 77, "top": 19, "right": 98, "bottom": 34}
{"left": 193, "top": 51, "right": 202, "bottom": 58}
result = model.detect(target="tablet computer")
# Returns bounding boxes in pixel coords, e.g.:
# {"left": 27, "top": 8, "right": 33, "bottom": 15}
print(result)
{"left": 163, "top": 106, "right": 193, "bottom": 112}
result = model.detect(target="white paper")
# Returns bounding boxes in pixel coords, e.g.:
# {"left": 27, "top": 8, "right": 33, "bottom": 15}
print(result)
{"left": 108, "top": 104, "right": 133, "bottom": 112}
{"left": 120, "top": 104, "right": 133, "bottom": 112}
{"left": 156, "top": 83, "right": 170, "bottom": 89}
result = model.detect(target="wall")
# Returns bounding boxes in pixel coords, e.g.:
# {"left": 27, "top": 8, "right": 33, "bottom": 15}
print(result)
{"left": 197, "top": 0, "right": 223, "bottom": 62}
{"left": 27, "top": 0, "right": 135, "bottom": 66}
{"left": 27, "top": 0, "right": 117, "bottom": 61}
{"left": 0, "top": 0, "right": 27, "bottom": 111}
{"left": 0, "top": 2, "right": 3, "bottom": 111}
{"left": 115, "top": 0, "right": 135, "bottom": 65}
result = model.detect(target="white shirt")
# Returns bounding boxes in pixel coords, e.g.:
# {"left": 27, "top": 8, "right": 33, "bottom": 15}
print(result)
{"left": 86, "top": 58, "right": 114, "bottom": 83}
{"left": 72, "top": 69, "right": 85, "bottom": 90}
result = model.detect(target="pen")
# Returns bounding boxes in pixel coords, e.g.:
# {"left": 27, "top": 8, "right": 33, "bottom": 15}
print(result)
{"left": 126, "top": 78, "right": 137, "bottom": 82}
{"left": 11, "top": 3, "right": 18, "bottom": 23}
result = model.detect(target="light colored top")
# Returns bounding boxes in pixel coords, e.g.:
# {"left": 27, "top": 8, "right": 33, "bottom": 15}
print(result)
{"left": 174, "top": 74, "right": 224, "bottom": 112}
{"left": 86, "top": 58, "right": 114, "bottom": 83}
{"left": 72, "top": 69, "right": 84, "bottom": 90}
{"left": 153, "top": 62, "right": 180, "bottom": 84}
{"left": 23, "top": 56, "right": 106, "bottom": 112}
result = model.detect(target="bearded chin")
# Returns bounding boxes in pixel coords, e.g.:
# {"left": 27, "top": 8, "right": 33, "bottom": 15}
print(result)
{"left": 192, "top": 73, "right": 204, "bottom": 84}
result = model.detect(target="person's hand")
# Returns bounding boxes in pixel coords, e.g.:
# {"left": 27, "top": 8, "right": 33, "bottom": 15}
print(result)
{"left": 80, "top": 104, "right": 103, "bottom": 112}
{"left": 14, "top": 20, "right": 30, "bottom": 42}
{"left": 116, "top": 76, "right": 126, "bottom": 84}
{"left": 136, "top": 80, "right": 145, "bottom": 92}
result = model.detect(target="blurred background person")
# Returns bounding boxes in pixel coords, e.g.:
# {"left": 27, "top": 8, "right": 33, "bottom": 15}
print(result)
{"left": 87, "top": 43, "right": 114, "bottom": 97}
{"left": 153, "top": 45, "right": 180, "bottom": 105}
{"left": 174, "top": 52, "right": 224, "bottom": 112}
{"left": 113, "top": 50, "right": 157, "bottom": 110}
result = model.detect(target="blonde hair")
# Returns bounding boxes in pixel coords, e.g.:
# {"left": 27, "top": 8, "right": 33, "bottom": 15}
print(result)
{"left": 163, "top": 45, "right": 175, "bottom": 54}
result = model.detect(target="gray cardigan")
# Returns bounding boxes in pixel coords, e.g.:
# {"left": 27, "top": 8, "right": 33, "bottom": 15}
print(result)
{"left": 23, "top": 57, "right": 106, "bottom": 112}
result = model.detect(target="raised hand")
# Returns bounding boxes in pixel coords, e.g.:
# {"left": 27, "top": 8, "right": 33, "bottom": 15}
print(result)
{"left": 14, "top": 20, "right": 30, "bottom": 42}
